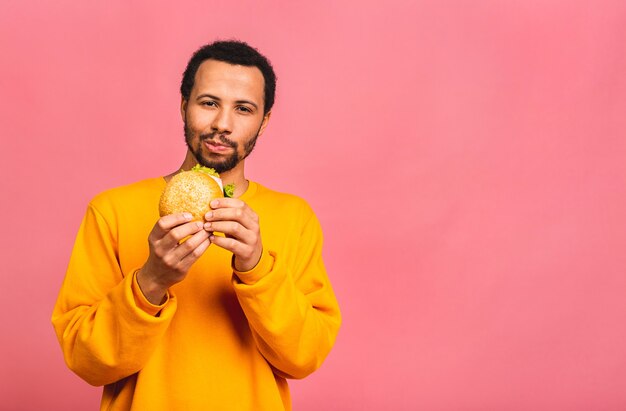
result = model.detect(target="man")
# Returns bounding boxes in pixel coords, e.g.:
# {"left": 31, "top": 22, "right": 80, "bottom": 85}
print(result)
{"left": 52, "top": 40, "right": 341, "bottom": 411}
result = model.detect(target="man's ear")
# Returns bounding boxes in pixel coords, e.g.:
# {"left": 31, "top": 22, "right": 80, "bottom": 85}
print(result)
{"left": 180, "top": 97, "right": 188, "bottom": 121}
{"left": 258, "top": 111, "right": 272, "bottom": 137}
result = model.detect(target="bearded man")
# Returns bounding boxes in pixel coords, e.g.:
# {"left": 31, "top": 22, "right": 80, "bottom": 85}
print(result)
{"left": 52, "top": 40, "right": 341, "bottom": 411}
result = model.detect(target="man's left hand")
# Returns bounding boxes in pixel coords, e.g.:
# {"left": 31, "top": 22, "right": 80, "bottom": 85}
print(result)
{"left": 204, "top": 198, "right": 263, "bottom": 272}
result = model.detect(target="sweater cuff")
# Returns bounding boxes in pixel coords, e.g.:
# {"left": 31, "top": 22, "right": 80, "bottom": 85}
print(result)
{"left": 233, "top": 249, "right": 275, "bottom": 285}
{"left": 131, "top": 270, "right": 170, "bottom": 316}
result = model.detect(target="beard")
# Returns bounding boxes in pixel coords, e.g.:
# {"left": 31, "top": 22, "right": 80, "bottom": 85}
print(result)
{"left": 184, "top": 120, "right": 260, "bottom": 174}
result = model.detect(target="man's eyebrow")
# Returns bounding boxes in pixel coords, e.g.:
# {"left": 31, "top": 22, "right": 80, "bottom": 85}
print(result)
{"left": 197, "top": 93, "right": 258, "bottom": 109}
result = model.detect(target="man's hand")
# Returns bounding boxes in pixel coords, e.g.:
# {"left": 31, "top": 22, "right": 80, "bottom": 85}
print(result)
{"left": 137, "top": 213, "right": 211, "bottom": 304}
{"left": 203, "top": 198, "right": 263, "bottom": 272}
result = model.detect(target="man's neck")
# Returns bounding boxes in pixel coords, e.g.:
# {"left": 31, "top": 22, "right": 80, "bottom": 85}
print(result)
{"left": 219, "top": 166, "right": 249, "bottom": 198}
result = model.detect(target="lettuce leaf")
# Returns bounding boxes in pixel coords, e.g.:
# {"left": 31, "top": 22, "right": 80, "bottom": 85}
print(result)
{"left": 224, "top": 183, "right": 235, "bottom": 198}
{"left": 190, "top": 164, "right": 235, "bottom": 197}
{"left": 191, "top": 164, "right": 220, "bottom": 178}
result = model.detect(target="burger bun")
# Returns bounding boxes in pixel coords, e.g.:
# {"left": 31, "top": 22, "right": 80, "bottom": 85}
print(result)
{"left": 159, "top": 170, "right": 224, "bottom": 221}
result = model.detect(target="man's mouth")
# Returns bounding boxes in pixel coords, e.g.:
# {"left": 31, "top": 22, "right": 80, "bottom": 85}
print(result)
{"left": 203, "top": 140, "right": 232, "bottom": 153}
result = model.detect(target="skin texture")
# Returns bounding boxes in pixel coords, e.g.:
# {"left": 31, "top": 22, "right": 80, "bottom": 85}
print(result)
{"left": 137, "top": 59, "right": 271, "bottom": 304}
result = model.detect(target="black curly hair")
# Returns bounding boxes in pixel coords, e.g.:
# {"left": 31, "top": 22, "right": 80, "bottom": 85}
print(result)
{"left": 180, "top": 40, "right": 277, "bottom": 115}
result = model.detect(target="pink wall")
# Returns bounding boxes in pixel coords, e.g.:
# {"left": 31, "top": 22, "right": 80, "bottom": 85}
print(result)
{"left": 1, "top": 1, "right": 625, "bottom": 409}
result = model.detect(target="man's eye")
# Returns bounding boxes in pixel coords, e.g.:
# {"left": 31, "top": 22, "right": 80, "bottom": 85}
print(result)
{"left": 202, "top": 101, "right": 217, "bottom": 107}
{"left": 237, "top": 106, "right": 252, "bottom": 113}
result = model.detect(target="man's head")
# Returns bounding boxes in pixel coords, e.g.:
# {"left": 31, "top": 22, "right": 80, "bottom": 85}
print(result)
{"left": 180, "top": 40, "right": 276, "bottom": 174}
{"left": 181, "top": 40, "right": 276, "bottom": 116}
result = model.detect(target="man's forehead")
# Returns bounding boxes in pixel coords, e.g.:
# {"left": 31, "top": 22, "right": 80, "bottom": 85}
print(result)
{"left": 193, "top": 59, "right": 265, "bottom": 98}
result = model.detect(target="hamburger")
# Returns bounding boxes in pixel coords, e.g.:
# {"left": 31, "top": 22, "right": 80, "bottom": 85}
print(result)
{"left": 159, "top": 165, "right": 235, "bottom": 221}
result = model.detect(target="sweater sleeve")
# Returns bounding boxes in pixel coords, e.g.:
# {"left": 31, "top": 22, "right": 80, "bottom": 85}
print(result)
{"left": 51, "top": 203, "right": 177, "bottom": 386}
{"left": 232, "top": 209, "right": 341, "bottom": 379}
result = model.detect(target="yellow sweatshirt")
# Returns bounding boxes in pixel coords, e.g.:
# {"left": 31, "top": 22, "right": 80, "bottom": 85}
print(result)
{"left": 52, "top": 178, "right": 341, "bottom": 411}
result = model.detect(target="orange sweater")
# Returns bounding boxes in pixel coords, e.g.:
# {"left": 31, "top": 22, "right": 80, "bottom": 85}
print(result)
{"left": 52, "top": 178, "right": 341, "bottom": 410}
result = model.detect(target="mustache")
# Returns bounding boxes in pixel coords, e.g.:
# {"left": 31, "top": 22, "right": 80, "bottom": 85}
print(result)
{"left": 200, "top": 132, "right": 237, "bottom": 148}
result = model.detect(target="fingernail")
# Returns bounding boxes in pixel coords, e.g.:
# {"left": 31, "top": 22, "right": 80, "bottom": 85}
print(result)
{"left": 205, "top": 211, "right": 213, "bottom": 219}
{"left": 196, "top": 221, "right": 203, "bottom": 229}
{"left": 204, "top": 222, "right": 211, "bottom": 229}
{"left": 210, "top": 200, "right": 219, "bottom": 208}
{"left": 184, "top": 212, "right": 193, "bottom": 220}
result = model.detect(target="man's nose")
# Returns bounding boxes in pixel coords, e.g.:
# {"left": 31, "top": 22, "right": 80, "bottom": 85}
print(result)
{"left": 211, "top": 108, "right": 233, "bottom": 133}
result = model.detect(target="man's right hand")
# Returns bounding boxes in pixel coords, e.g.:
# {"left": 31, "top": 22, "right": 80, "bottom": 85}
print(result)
{"left": 137, "top": 213, "right": 211, "bottom": 304}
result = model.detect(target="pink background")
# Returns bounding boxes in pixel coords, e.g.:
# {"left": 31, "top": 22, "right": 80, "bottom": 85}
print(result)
{"left": 1, "top": 1, "right": 626, "bottom": 409}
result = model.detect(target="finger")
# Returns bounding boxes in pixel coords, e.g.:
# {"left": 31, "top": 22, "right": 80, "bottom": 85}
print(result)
{"left": 205, "top": 204, "right": 259, "bottom": 230}
{"left": 210, "top": 234, "right": 261, "bottom": 271}
{"left": 178, "top": 237, "right": 211, "bottom": 272}
{"left": 171, "top": 229, "right": 210, "bottom": 262}
{"left": 209, "top": 198, "right": 259, "bottom": 220}
{"left": 209, "top": 198, "right": 244, "bottom": 210}
{"left": 152, "top": 213, "right": 193, "bottom": 237}
{"left": 160, "top": 221, "right": 205, "bottom": 249}
{"left": 204, "top": 221, "right": 255, "bottom": 244}
{"left": 209, "top": 234, "right": 242, "bottom": 255}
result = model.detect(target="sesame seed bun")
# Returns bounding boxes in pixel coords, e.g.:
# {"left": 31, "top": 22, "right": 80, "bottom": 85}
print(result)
{"left": 159, "top": 170, "right": 224, "bottom": 221}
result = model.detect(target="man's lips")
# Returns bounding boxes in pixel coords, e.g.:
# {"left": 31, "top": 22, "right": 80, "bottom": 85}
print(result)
{"left": 203, "top": 140, "right": 232, "bottom": 153}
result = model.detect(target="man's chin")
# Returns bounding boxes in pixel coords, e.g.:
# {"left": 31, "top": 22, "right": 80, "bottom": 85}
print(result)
{"left": 187, "top": 142, "right": 240, "bottom": 173}
{"left": 196, "top": 157, "right": 238, "bottom": 174}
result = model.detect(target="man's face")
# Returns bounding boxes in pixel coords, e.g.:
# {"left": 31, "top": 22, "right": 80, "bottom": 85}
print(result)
{"left": 182, "top": 59, "right": 270, "bottom": 173}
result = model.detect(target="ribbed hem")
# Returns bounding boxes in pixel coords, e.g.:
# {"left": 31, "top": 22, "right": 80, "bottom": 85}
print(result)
{"left": 131, "top": 270, "right": 170, "bottom": 316}
{"left": 233, "top": 248, "right": 275, "bottom": 285}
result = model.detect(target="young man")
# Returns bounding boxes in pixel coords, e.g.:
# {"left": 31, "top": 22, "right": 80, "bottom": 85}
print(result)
{"left": 52, "top": 40, "right": 341, "bottom": 411}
